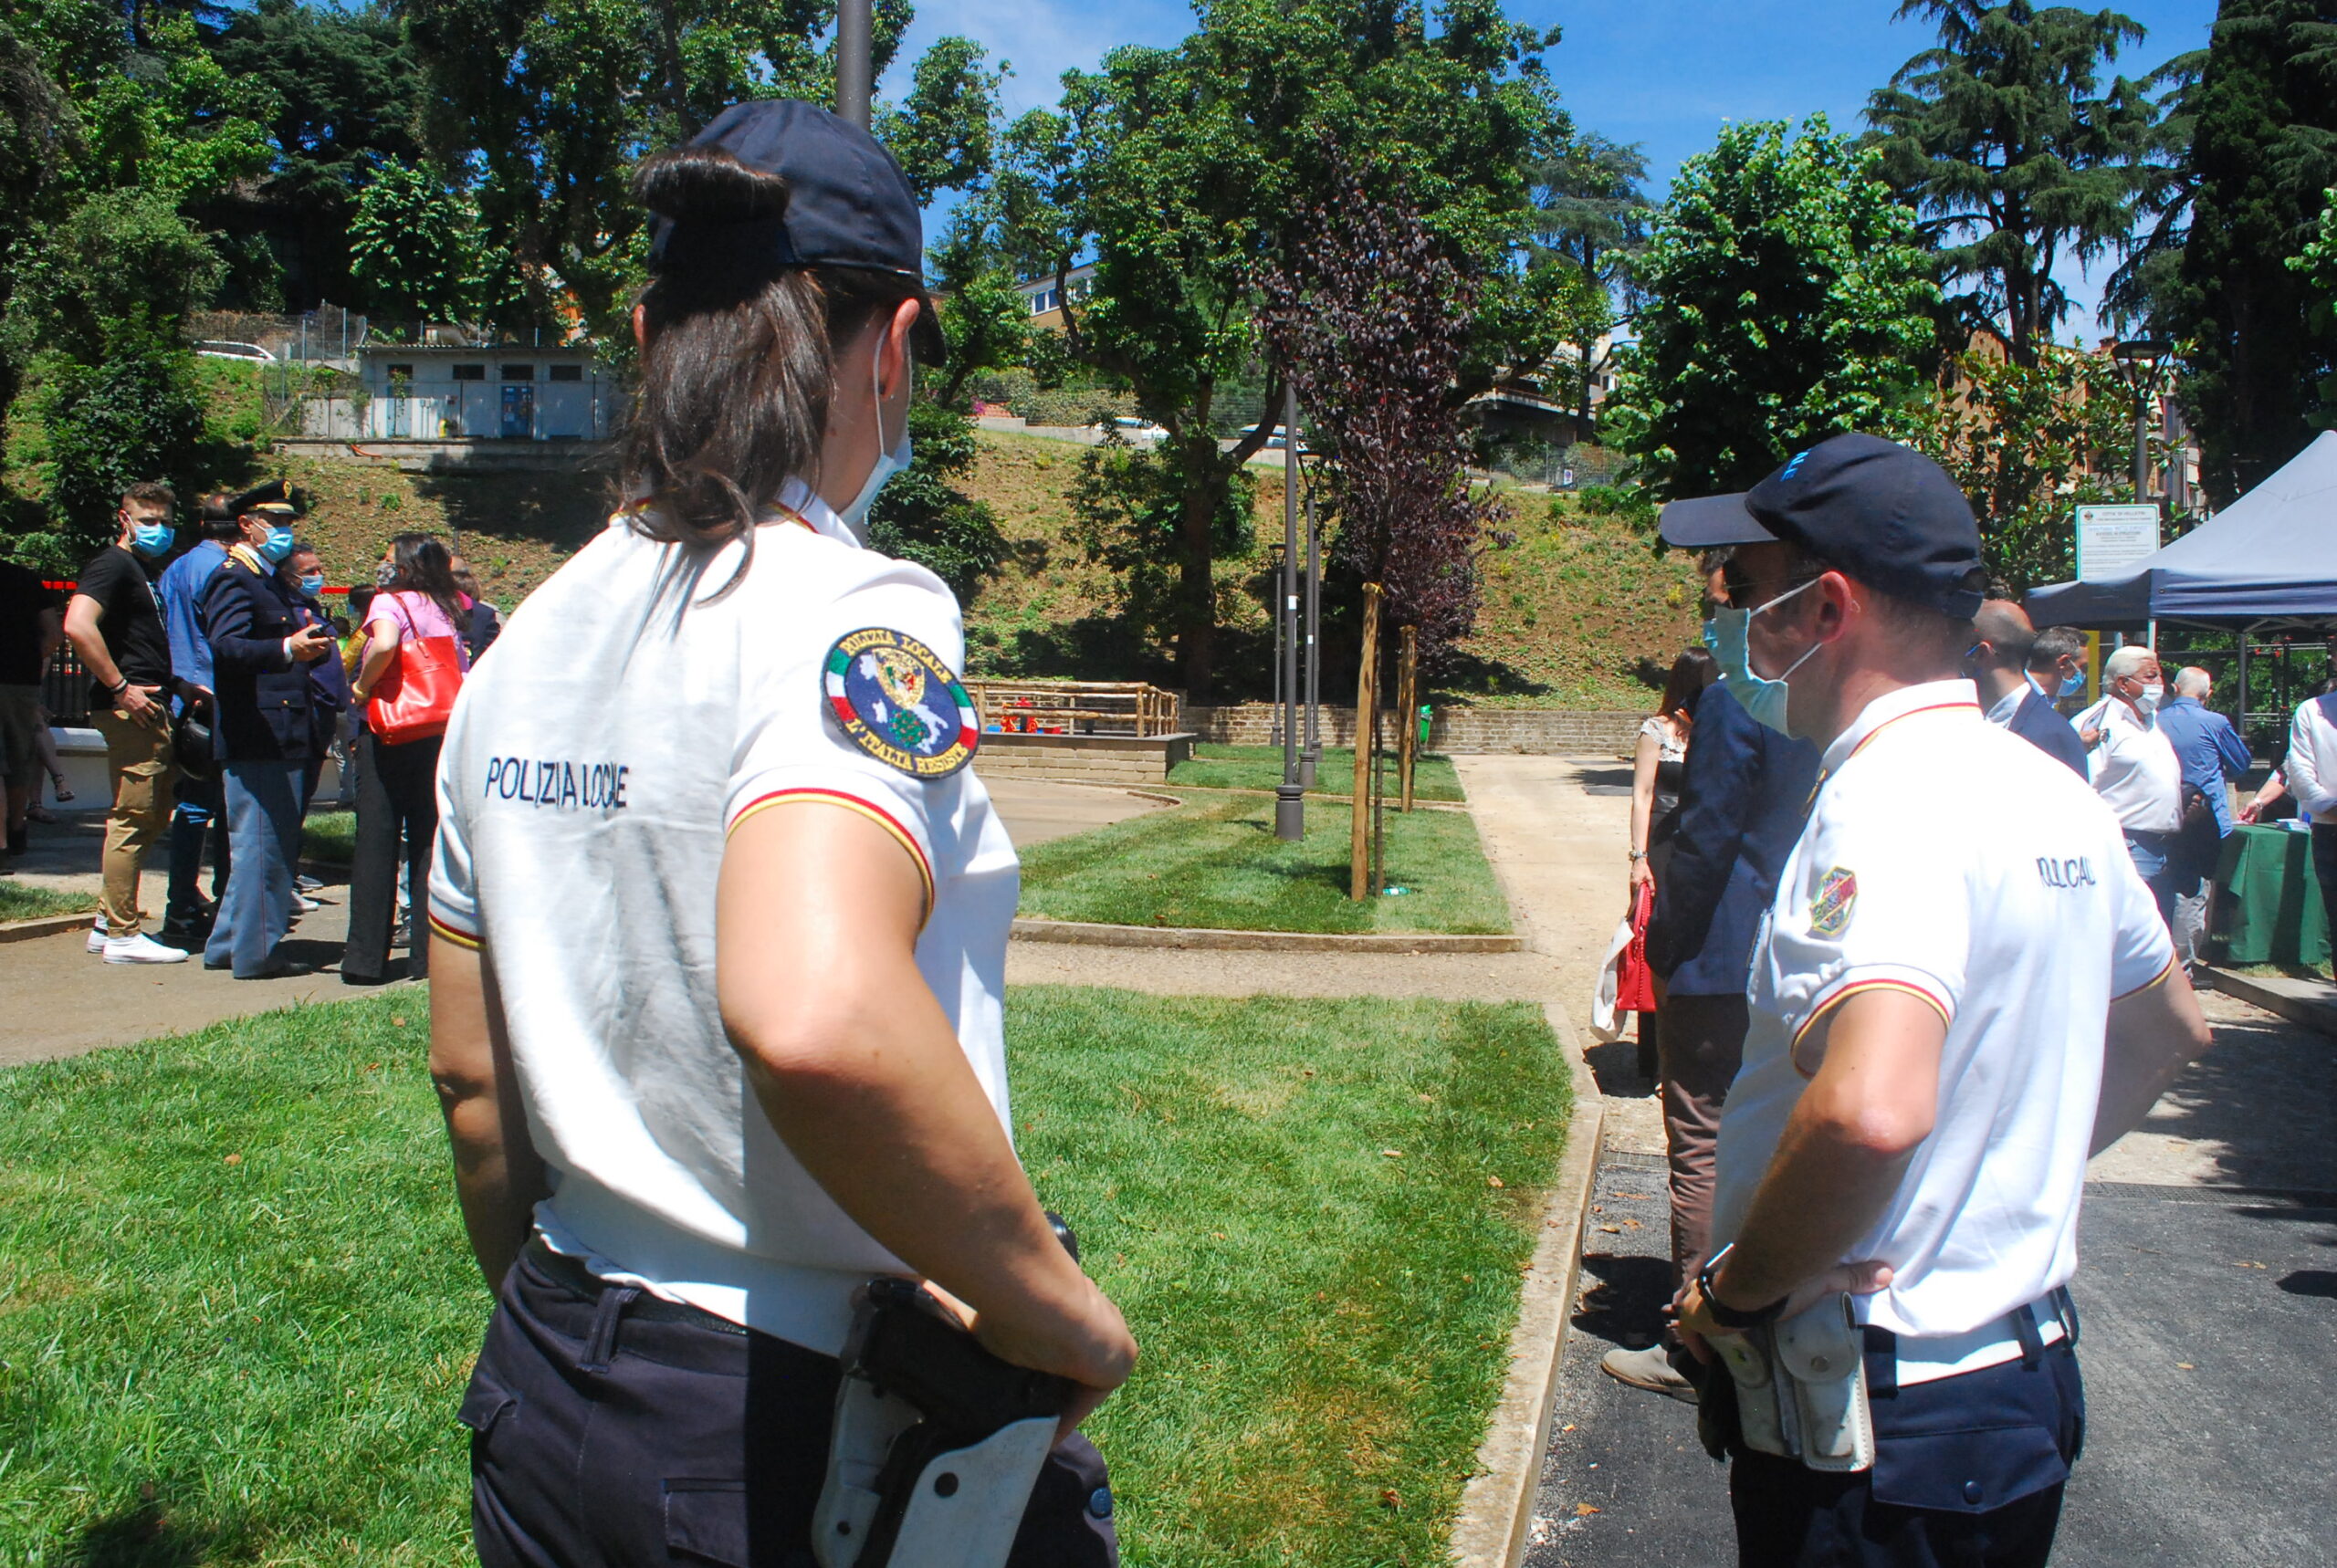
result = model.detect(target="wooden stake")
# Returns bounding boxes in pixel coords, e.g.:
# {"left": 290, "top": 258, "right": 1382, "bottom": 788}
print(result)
{"left": 1351, "top": 583, "right": 1382, "bottom": 900}
{"left": 1397, "top": 624, "right": 1419, "bottom": 812}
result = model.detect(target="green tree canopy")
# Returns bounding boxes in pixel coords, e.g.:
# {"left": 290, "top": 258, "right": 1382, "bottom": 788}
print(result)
{"left": 1608, "top": 116, "right": 1940, "bottom": 498}
{"left": 987, "top": 0, "right": 1571, "bottom": 695}
{"left": 1868, "top": 1, "right": 2169, "bottom": 366}
{"left": 2149, "top": 0, "right": 2337, "bottom": 503}
{"left": 1526, "top": 131, "right": 1650, "bottom": 438}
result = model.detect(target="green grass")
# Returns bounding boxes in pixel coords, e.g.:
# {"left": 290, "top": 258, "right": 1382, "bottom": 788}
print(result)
{"left": 1018, "top": 793, "right": 1512, "bottom": 935}
{"left": 0, "top": 882, "right": 98, "bottom": 921}
{"left": 1168, "top": 744, "right": 1466, "bottom": 802}
{"left": 0, "top": 988, "right": 1571, "bottom": 1566}
{"left": 303, "top": 810, "right": 355, "bottom": 867}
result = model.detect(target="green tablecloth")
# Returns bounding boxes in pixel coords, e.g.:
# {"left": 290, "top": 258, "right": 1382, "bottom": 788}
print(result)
{"left": 2213, "top": 824, "right": 2330, "bottom": 967}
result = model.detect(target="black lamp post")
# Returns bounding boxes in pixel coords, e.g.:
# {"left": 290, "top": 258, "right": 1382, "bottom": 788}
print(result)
{"left": 1275, "top": 382, "right": 1305, "bottom": 840}
{"left": 835, "top": 0, "right": 873, "bottom": 129}
{"left": 2110, "top": 340, "right": 2172, "bottom": 506}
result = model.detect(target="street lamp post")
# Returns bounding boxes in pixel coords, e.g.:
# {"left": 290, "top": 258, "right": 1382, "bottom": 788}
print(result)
{"left": 834, "top": 0, "right": 873, "bottom": 130}
{"left": 1275, "top": 383, "right": 1305, "bottom": 840}
{"left": 1300, "top": 486, "right": 1322, "bottom": 788}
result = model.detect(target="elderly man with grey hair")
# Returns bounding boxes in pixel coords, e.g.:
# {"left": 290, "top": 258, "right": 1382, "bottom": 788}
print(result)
{"left": 2075, "top": 645, "right": 2185, "bottom": 925}
{"left": 2155, "top": 666, "right": 2253, "bottom": 969}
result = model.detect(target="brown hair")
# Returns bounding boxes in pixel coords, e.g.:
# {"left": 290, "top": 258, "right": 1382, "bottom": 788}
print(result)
{"left": 121, "top": 481, "right": 175, "bottom": 512}
{"left": 1660, "top": 646, "right": 1717, "bottom": 724}
{"left": 383, "top": 532, "right": 466, "bottom": 633}
{"left": 623, "top": 144, "right": 939, "bottom": 560}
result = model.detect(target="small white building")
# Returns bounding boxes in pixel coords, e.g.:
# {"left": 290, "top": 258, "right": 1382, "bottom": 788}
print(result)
{"left": 304, "top": 344, "right": 614, "bottom": 444}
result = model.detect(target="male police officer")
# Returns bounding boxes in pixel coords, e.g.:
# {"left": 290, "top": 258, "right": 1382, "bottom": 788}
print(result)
{"left": 1660, "top": 434, "right": 2213, "bottom": 1567}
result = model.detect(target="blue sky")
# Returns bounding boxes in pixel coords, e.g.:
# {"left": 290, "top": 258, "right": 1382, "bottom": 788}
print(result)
{"left": 885, "top": 0, "right": 2220, "bottom": 339}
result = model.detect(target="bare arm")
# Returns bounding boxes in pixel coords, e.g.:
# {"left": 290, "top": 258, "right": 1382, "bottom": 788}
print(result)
{"left": 2092, "top": 966, "right": 2212, "bottom": 1156}
{"left": 718, "top": 801, "right": 1136, "bottom": 1426}
{"left": 351, "top": 617, "right": 400, "bottom": 699}
{"left": 63, "top": 594, "right": 164, "bottom": 725}
{"left": 1681, "top": 988, "right": 1940, "bottom": 1337}
{"left": 1628, "top": 729, "right": 1659, "bottom": 887}
{"left": 427, "top": 936, "right": 550, "bottom": 1288}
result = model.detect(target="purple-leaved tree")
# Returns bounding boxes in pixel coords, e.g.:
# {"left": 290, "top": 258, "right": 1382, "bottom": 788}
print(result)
{"left": 1261, "top": 151, "right": 1501, "bottom": 666}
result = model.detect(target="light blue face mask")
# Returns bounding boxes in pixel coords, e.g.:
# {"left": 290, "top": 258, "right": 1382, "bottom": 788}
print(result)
{"left": 257, "top": 524, "right": 297, "bottom": 565}
{"left": 297, "top": 572, "right": 325, "bottom": 598}
{"left": 130, "top": 519, "right": 174, "bottom": 558}
{"left": 836, "top": 332, "right": 912, "bottom": 544}
{"left": 2058, "top": 668, "right": 2087, "bottom": 700}
{"left": 1707, "top": 576, "right": 1824, "bottom": 736}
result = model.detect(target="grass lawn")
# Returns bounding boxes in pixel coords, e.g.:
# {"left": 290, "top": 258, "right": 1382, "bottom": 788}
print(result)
{"left": 1019, "top": 792, "right": 1512, "bottom": 935}
{"left": 303, "top": 810, "right": 355, "bottom": 867}
{"left": 0, "top": 988, "right": 1569, "bottom": 1566}
{"left": 1168, "top": 743, "right": 1466, "bottom": 802}
{"left": 0, "top": 881, "right": 98, "bottom": 921}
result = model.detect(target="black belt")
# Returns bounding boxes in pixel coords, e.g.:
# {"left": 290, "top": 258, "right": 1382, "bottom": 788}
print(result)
{"left": 521, "top": 1234, "right": 749, "bottom": 1336}
{"left": 2126, "top": 829, "right": 2176, "bottom": 849}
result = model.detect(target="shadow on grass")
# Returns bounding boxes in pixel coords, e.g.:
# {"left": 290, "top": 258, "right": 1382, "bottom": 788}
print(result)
{"left": 70, "top": 1483, "right": 217, "bottom": 1568}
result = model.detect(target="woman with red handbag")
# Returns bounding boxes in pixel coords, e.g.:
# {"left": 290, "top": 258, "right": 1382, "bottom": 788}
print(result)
{"left": 343, "top": 532, "right": 470, "bottom": 983}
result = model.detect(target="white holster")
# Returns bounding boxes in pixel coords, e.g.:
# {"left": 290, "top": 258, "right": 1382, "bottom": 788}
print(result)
{"left": 1708, "top": 1292, "right": 1875, "bottom": 1473}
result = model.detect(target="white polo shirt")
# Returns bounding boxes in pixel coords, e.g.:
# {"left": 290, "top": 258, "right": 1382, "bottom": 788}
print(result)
{"left": 2077, "top": 695, "right": 2182, "bottom": 834}
{"left": 429, "top": 484, "right": 1019, "bottom": 1355}
{"left": 1711, "top": 681, "right": 2175, "bottom": 1345}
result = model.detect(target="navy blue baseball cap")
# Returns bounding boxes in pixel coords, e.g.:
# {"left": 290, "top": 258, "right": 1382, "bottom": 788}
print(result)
{"left": 1658, "top": 434, "right": 1985, "bottom": 619}
{"left": 646, "top": 99, "right": 923, "bottom": 282}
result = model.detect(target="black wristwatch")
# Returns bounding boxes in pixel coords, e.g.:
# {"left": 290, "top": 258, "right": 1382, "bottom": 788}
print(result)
{"left": 1697, "top": 1243, "right": 1787, "bottom": 1331}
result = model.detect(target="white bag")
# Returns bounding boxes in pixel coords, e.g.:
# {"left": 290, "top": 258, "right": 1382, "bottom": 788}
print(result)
{"left": 1588, "top": 910, "right": 1636, "bottom": 1043}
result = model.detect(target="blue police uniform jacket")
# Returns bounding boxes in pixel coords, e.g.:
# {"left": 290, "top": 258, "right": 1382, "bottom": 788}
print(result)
{"left": 2007, "top": 686, "right": 2091, "bottom": 779}
{"left": 2154, "top": 695, "right": 2251, "bottom": 836}
{"left": 1646, "top": 676, "right": 1822, "bottom": 996}
{"left": 200, "top": 554, "right": 313, "bottom": 763}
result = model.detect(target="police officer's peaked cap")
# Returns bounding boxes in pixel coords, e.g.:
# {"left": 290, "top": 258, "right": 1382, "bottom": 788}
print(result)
{"left": 228, "top": 478, "right": 308, "bottom": 518}
{"left": 646, "top": 99, "right": 923, "bottom": 283}
{"left": 1658, "top": 434, "right": 1985, "bottom": 620}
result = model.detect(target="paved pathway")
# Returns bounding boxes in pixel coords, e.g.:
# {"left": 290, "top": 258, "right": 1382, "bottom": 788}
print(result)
{"left": 1496, "top": 754, "right": 2337, "bottom": 1566}
{"left": 1, "top": 779, "right": 1166, "bottom": 1069}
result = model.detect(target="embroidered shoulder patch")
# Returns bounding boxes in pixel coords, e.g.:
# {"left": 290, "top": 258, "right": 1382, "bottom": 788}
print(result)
{"left": 1809, "top": 867, "right": 1859, "bottom": 938}
{"left": 822, "top": 628, "right": 979, "bottom": 779}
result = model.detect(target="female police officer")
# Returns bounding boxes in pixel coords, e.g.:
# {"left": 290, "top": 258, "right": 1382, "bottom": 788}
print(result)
{"left": 424, "top": 100, "right": 1135, "bottom": 1567}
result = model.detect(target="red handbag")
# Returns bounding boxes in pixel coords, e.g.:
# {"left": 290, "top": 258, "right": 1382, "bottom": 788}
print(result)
{"left": 1615, "top": 882, "right": 1658, "bottom": 1015}
{"left": 365, "top": 596, "right": 466, "bottom": 744}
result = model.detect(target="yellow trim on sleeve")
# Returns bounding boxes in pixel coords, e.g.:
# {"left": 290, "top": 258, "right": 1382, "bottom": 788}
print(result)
{"left": 728, "top": 788, "right": 935, "bottom": 925}
{"left": 1790, "top": 977, "right": 1954, "bottom": 1056}
{"left": 2112, "top": 954, "right": 2177, "bottom": 1002}
{"left": 426, "top": 913, "right": 483, "bottom": 951}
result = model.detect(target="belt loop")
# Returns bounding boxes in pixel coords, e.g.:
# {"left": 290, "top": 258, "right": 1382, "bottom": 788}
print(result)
{"left": 2011, "top": 1302, "right": 2043, "bottom": 1367}
{"left": 2049, "top": 1286, "right": 2080, "bottom": 1347}
{"left": 580, "top": 1283, "right": 640, "bottom": 1375}
{"left": 1862, "top": 1324, "right": 1899, "bottom": 1397}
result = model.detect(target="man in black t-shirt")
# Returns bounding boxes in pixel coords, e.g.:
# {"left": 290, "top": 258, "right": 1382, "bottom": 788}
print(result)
{"left": 63, "top": 482, "right": 188, "bottom": 962}
{"left": 1, "top": 557, "right": 63, "bottom": 856}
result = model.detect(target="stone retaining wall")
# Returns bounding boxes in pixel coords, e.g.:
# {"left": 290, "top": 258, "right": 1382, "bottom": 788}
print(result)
{"left": 971, "top": 732, "right": 1193, "bottom": 787}
{"left": 1183, "top": 704, "right": 1645, "bottom": 756}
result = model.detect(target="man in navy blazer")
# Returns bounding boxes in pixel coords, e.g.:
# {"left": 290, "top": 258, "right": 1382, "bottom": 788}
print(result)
{"left": 1610, "top": 562, "right": 1821, "bottom": 1400}
{"left": 1972, "top": 601, "right": 2090, "bottom": 776}
{"left": 200, "top": 482, "right": 334, "bottom": 977}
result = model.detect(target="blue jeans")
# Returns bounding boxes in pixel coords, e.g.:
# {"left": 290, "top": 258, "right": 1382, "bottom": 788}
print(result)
{"left": 2123, "top": 831, "right": 2180, "bottom": 932}
{"left": 205, "top": 759, "right": 304, "bottom": 977}
{"left": 165, "top": 774, "right": 230, "bottom": 926}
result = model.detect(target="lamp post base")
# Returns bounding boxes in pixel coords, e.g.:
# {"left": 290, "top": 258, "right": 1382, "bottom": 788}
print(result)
{"left": 1274, "top": 783, "right": 1306, "bottom": 841}
{"left": 1298, "top": 747, "right": 1319, "bottom": 788}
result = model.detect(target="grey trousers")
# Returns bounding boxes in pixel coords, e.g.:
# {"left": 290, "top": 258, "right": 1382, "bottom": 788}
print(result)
{"left": 206, "top": 759, "right": 304, "bottom": 977}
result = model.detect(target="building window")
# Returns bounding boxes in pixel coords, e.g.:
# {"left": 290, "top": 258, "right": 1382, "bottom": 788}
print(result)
{"left": 387, "top": 364, "right": 415, "bottom": 382}
{"left": 548, "top": 363, "right": 584, "bottom": 382}
{"left": 451, "top": 364, "right": 486, "bottom": 382}
{"left": 501, "top": 363, "right": 535, "bottom": 381}
{"left": 1030, "top": 288, "right": 1060, "bottom": 316}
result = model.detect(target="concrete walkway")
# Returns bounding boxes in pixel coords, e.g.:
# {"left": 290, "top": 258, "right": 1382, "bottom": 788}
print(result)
{"left": 2, "top": 779, "right": 1167, "bottom": 1069}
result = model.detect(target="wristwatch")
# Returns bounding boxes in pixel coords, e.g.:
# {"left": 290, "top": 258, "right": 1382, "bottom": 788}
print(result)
{"left": 1627, "top": 848, "right": 1647, "bottom": 862}
{"left": 1697, "top": 1243, "right": 1787, "bottom": 1330}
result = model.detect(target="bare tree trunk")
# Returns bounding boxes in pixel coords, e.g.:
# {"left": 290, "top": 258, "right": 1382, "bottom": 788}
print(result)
{"left": 1397, "top": 624, "right": 1418, "bottom": 811}
{"left": 1351, "top": 583, "right": 1383, "bottom": 900}
{"left": 1174, "top": 461, "right": 1221, "bottom": 699}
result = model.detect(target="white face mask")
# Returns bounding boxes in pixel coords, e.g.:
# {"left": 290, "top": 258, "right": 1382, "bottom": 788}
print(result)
{"left": 2134, "top": 681, "right": 2164, "bottom": 717}
{"left": 836, "top": 330, "right": 912, "bottom": 544}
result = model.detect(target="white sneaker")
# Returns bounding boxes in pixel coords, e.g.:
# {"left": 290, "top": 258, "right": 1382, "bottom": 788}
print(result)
{"left": 294, "top": 894, "right": 320, "bottom": 914}
{"left": 87, "top": 923, "right": 108, "bottom": 954}
{"left": 104, "top": 933, "right": 189, "bottom": 965}
{"left": 295, "top": 874, "right": 322, "bottom": 892}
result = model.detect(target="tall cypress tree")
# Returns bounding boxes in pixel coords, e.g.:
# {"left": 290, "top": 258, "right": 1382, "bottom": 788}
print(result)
{"left": 2156, "top": 0, "right": 2337, "bottom": 503}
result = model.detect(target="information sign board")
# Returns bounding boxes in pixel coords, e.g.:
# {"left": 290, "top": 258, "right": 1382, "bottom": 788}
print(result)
{"left": 2076, "top": 503, "right": 2160, "bottom": 581}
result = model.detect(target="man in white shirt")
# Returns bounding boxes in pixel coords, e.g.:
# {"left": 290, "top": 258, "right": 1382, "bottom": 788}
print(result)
{"left": 2075, "top": 644, "right": 2185, "bottom": 925}
{"left": 2282, "top": 685, "right": 2337, "bottom": 962}
{"left": 1660, "top": 433, "right": 2211, "bottom": 1568}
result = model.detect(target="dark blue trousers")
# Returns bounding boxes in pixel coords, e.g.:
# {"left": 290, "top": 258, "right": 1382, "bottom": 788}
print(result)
{"left": 463, "top": 1244, "right": 1118, "bottom": 1568}
{"left": 1728, "top": 1337, "right": 2083, "bottom": 1568}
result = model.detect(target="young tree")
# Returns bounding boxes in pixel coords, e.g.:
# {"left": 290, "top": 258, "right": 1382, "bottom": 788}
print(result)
{"left": 1608, "top": 117, "right": 1940, "bottom": 498}
{"left": 2149, "top": 0, "right": 2337, "bottom": 502}
{"left": 1913, "top": 346, "right": 2135, "bottom": 588}
{"left": 1527, "top": 132, "right": 1650, "bottom": 438}
{"left": 1261, "top": 152, "right": 1497, "bottom": 664}
{"left": 348, "top": 159, "right": 488, "bottom": 326}
{"left": 993, "top": 0, "right": 1569, "bottom": 695}
{"left": 1867, "top": 0, "right": 2167, "bottom": 367}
